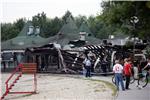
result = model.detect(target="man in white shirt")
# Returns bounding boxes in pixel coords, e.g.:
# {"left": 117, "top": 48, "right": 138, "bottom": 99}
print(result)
{"left": 113, "top": 60, "right": 125, "bottom": 91}
{"left": 83, "top": 57, "right": 92, "bottom": 77}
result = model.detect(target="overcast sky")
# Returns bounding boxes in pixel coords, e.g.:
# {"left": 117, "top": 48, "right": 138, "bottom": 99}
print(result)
{"left": 1, "top": 0, "right": 103, "bottom": 23}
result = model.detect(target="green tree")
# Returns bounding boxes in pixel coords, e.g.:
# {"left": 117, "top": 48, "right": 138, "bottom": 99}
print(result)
{"left": 75, "top": 15, "right": 87, "bottom": 28}
{"left": 99, "top": 1, "right": 150, "bottom": 40}
{"left": 14, "top": 18, "right": 26, "bottom": 31}
{"left": 1, "top": 23, "right": 19, "bottom": 41}
{"left": 32, "top": 12, "right": 47, "bottom": 37}
{"left": 62, "top": 10, "right": 74, "bottom": 24}
{"left": 1, "top": 18, "right": 25, "bottom": 41}
{"left": 32, "top": 12, "right": 63, "bottom": 37}
{"left": 44, "top": 17, "right": 63, "bottom": 37}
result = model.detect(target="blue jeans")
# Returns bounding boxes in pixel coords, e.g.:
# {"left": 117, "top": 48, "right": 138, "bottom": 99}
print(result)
{"left": 115, "top": 73, "right": 125, "bottom": 90}
{"left": 85, "top": 66, "right": 91, "bottom": 77}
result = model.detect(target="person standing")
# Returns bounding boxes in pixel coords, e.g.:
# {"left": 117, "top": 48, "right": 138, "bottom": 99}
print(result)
{"left": 124, "top": 60, "right": 132, "bottom": 90}
{"left": 124, "top": 58, "right": 128, "bottom": 67}
{"left": 143, "top": 58, "right": 150, "bottom": 74}
{"left": 16, "top": 53, "right": 24, "bottom": 65}
{"left": 133, "top": 61, "right": 139, "bottom": 80}
{"left": 113, "top": 60, "right": 125, "bottom": 91}
{"left": 1, "top": 53, "right": 6, "bottom": 72}
{"left": 101, "top": 59, "right": 107, "bottom": 76}
{"left": 83, "top": 56, "right": 92, "bottom": 77}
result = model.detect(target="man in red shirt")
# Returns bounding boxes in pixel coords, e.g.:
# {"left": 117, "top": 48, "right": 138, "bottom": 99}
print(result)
{"left": 124, "top": 60, "right": 132, "bottom": 90}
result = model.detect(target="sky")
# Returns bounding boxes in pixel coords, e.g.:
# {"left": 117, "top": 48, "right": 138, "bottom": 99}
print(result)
{"left": 1, "top": 0, "right": 103, "bottom": 23}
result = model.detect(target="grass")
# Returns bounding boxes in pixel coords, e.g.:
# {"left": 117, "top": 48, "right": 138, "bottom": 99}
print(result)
{"left": 94, "top": 89, "right": 101, "bottom": 92}
{"left": 22, "top": 94, "right": 34, "bottom": 97}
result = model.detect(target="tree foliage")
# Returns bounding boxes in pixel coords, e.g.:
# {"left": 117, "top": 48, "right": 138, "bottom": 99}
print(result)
{"left": 99, "top": 1, "right": 150, "bottom": 40}
{"left": 62, "top": 10, "right": 74, "bottom": 24}
{"left": 75, "top": 15, "right": 87, "bottom": 28}
{"left": 1, "top": 18, "right": 25, "bottom": 41}
{"left": 1, "top": 2, "right": 150, "bottom": 41}
{"left": 28, "top": 12, "right": 63, "bottom": 37}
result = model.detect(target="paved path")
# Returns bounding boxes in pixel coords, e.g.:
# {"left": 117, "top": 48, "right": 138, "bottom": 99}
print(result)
{"left": 92, "top": 76, "right": 150, "bottom": 100}
{"left": 116, "top": 81, "right": 150, "bottom": 100}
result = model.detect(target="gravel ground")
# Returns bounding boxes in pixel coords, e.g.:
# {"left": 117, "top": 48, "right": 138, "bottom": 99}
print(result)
{"left": 1, "top": 73, "right": 114, "bottom": 100}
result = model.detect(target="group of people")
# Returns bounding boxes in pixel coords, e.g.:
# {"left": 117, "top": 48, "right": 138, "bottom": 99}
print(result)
{"left": 113, "top": 57, "right": 150, "bottom": 91}
{"left": 82, "top": 51, "right": 110, "bottom": 77}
